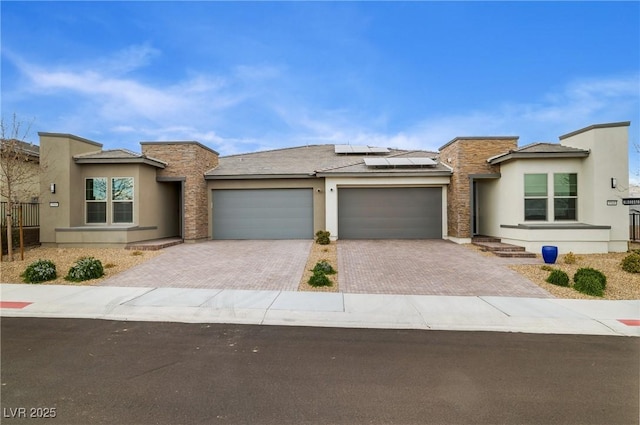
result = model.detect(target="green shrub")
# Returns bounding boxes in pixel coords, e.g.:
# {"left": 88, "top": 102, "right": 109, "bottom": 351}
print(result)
{"left": 308, "top": 271, "right": 332, "bottom": 287}
{"left": 621, "top": 253, "right": 640, "bottom": 273}
{"left": 540, "top": 265, "right": 554, "bottom": 272}
{"left": 312, "top": 260, "right": 336, "bottom": 275}
{"left": 573, "top": 267, "right": 606, "bottom": 290}
{"left": 573, "top": 275, "right": 604, "bottom": 297}
{"left": 563, "top": 252, "right": 577, "bottom": 265}
{"left": 65, "top": 257, "right": 104, "bottom": 282}
{"left": 546, "top": 269, "right": 570, "bottom": 287}
{"left": 21, "top": 259, "right": 57, "bottom": 283}
{"left": 315, "top": 230, "right": 331, "bottom": 245}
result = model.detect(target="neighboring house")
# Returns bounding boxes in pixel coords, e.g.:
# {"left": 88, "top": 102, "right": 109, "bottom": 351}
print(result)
{"left": 37, "top": 121, "right": 630, "bottom": 253}
{"left": 0, "top": 139, "right": 40, "bottom": 203}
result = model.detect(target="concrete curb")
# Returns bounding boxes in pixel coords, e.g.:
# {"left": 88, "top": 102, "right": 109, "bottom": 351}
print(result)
{"left": 1, "top": 284, "right": 638, "bottom": 336}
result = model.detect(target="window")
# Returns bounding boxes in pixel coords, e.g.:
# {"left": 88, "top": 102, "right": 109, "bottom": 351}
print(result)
{"left": 85, "top": 177, "right": 134, "bottom": 224}
{"left": 554, "top": 173, "right": 577, "bottom": 220}
{"left": 112, "top": 178, "right": 134, "bottom": 223}
{"left": 86, "top": 178, "right": 107, "bottom": 223}
{"left": 524, "top": 174, "right": 547, "bottom": 221}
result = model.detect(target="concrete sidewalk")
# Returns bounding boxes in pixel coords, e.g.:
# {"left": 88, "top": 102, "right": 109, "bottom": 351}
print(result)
{"left": 1, "top": 283, "right": 638, "bottom": 336}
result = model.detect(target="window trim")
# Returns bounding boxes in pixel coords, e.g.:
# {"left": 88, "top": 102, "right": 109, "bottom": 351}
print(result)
{"left": 111, "top": 177, "right": 134, "bottom": 224}
{"left": 84, "top": 176, "right": 135, "bottom": 225}
{"left": 85, "top": 177, "right": 108, "bottom": 224}
{"left": 553, "top": 173, "right": 577, "bottom": 221}
{"left": 523, "top": 172, "right": 578, "bottom": 222}
{"left": 524, "top": 173, "right": 548, "bottom": 221}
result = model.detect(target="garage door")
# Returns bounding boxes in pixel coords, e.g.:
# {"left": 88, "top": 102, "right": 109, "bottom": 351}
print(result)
{"left": 338, "top": 187, "right": 442, "bottom": 239}
{"left": 212, "top": 189, "right": 313, "bottom": 239}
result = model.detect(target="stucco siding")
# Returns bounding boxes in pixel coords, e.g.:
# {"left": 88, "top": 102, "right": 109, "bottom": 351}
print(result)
{"left": 560, "top": 124, "right": 629, "bottom": 246}
{"left": 39, "top": 134, "right": 103, "bottom": 244}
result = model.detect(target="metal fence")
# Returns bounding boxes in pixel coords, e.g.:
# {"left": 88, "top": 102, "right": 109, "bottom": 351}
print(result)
{"left": 631, "top": 211, "right": 640, "bottom": 241}
{"left": 0, "top": 202, "right": 40, "bottom": 228}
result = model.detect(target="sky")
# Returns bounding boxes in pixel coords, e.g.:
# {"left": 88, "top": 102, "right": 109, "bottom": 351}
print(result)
{"left": 1, "top": 1, "right": 639, "bottom": 180}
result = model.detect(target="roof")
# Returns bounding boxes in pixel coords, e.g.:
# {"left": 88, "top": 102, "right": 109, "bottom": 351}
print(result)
{"left": 559, "top": 121, "right": 631, "bottom": 140}
{"left": 0, "top": 139, "right": 40, "bottom": 158}
{"left": 205, "top": 144, "right": 451, "bottom": 179}
{"left": 487, "top": 142, "right": 590, "bottom": 165}
{"left": 439, "top": 136, "right": 519, "bottom": 152}
{"left": 73, "top": 149, "right": 167, "bottom": 168}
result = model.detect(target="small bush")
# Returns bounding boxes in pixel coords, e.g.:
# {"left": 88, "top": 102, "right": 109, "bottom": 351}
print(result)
{"left": 315, "top": 230, "right": 331, "bottom": 245}
{"left": 312, "top": 260, "right": 336, "bottom": 275}
{"left": 573, "top": 275, "right": 604, "bottom": 297}
{"left": 546, "top": 269, "right": 570, "bottom": 287}
{"left": 65, "top": 257, "right": 104, "bottom": 282}
{"left": 621, "top": 253, "right": 640, "bottom": 273}
{"left": 21, "top": 259, "right": 57, "bottom": 283}
{"left": 563, "top": 252, "right": 577, "bottom": 265}
{"left": 308, "top": 270, "right": 332, "bottom": 287}
{"left": 540, "top": 265, "right": 554, "bottom": 272}
{"left": 573, "top": 267, "right": 606, "bottom": 290}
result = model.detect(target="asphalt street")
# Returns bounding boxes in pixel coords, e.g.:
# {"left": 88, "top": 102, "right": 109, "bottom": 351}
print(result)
{"left": 1, "top": 318, "right": 638, "bottom": 425}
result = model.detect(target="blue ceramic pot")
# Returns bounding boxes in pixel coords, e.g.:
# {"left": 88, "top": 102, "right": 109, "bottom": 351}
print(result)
{"left": 542, "top": 246, "right": 558, "bottom": 264}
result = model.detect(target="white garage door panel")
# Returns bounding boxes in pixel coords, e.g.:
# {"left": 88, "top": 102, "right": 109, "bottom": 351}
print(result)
{"left": 213, "top": 189, "right": 313, "bottom": 239}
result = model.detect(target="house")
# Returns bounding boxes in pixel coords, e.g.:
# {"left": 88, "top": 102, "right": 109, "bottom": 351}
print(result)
{"left": 0, "top": 139, "right": 40, "bottom": 203}
{"left": 37, "top": 121, "right": 630, "bottom": 253}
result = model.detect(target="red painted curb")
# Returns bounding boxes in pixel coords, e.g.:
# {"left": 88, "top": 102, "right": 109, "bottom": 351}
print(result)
{"left": 617, "top": 319, "right": 640, "bottom": 326}
{"left": 0, "top": 301, "right": 33, "bottom": 309}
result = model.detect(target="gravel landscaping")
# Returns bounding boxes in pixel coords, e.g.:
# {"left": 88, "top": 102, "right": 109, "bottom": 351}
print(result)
{"left": 1, "top": 247, "right": 163, "bottom": 285}
{"left": 508, "top": 251, "right": 640, "bottom": 300}
{"left": 297, "top": 241, "right": 339, "bottom": 292}
{"left": 464, "top": 243, "right": 640, "bottom": 300}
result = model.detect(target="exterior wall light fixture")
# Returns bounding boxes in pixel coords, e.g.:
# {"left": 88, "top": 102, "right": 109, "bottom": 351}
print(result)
{"left": 50, "top": 183, "right": 56, "bottom": 194}
{"left": 611, "top": 178, "right": 617, "bottom": 189}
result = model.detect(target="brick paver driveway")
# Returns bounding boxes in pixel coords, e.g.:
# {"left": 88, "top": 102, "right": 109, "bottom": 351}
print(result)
{"left": 100, "top": 240, "right": 311, "bottom": 291}
{"left": 338, "top": 240, "right": 552, "bottom": 297}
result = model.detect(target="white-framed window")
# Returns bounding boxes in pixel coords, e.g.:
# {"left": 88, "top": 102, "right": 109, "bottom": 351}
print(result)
{"left": 112, "top": 177, "right": 134, "bottom": 223}
{"left": 553, "top": 173, "right": 577, "bottom": 221}
{"left": 85, "top": 177, "right": 134, "bottom": 224}
{"left": 523, "top": 173, "right": 577, "bottom": 221}
{"left": 85, "top": 178, "right": 107, "bottom": 224}
{"left": 524, "top": 174, "right": 547, "bottom": 221}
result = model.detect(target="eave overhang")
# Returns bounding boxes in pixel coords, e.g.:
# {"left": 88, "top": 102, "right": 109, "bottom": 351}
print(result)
{"left": 74, "top": 157, "right": 167, "bottom": 168}
{"left": 488, "top": 151, "right": 590, "bottom": 165}
{"left": 205, "top": 173, "right": 316, "bottom": 180}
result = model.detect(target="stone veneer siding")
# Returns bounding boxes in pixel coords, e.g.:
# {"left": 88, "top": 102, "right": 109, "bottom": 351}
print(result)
{"left": 141, "top": 142, "right": 218, "bottom": 242}
{"left": 440, "top": 138, "right": 518, "bottom": 239}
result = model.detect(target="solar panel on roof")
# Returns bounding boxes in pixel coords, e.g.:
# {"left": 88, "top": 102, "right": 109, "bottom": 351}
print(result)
{"left": 363, "top": 158, "right": 389, "bottom": 166}
{"left": 363, "top": 157, "right": 438, "bottom": 168}
{"left": 334, "top": 145, "right": 390, "bottom": 154}
{"left": 334, "top": 145, "right": 352, "bottom": 154}
{"left": 387, "top": 158, "right": 413, "bottom": 166}
{"left": 368, "top": 147, "right": 391, "bottom": 153}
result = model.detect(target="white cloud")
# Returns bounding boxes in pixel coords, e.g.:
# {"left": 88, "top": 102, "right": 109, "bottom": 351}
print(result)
{"left": 5, "top": 43, "right": 638, "bottom": 166}
{"left": 99, "top": 43, "right": 161, "bottom": 76}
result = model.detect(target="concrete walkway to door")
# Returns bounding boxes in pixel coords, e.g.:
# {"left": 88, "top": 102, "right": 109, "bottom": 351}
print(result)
{"left": 100, "top": 240, "right": 312, "bottom": 291}
{"left": 338, "top": 240, "right": 552, "bottom": 298}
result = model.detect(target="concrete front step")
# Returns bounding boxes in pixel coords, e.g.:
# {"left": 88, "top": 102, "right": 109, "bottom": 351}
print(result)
{"left": 492, "top": 251, "right": 537, "bottom": 258}
{"left": 472, "top": 238, "right": 537, "bottom": 258}
{"left": 472, "top": 236, "right": 501, "bottom": 243}
{"left": 472, "top": 241, "right": 526, "bottom": 252}
{"left": 125, "top": 238, "right": 183, "bottom": 251}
